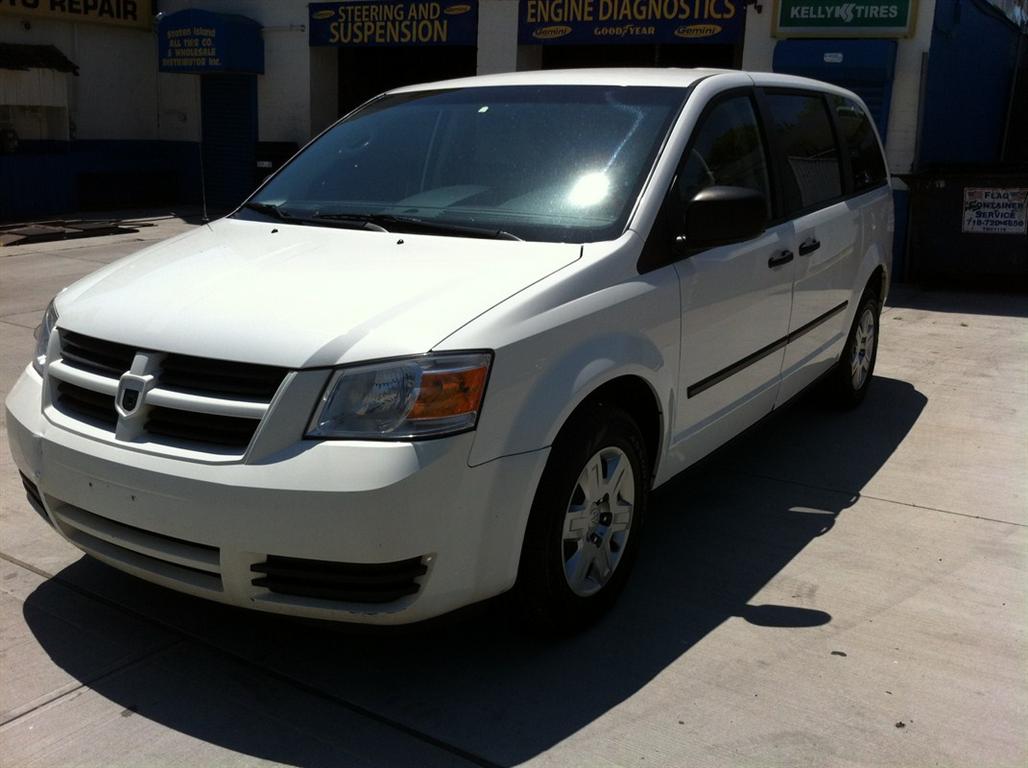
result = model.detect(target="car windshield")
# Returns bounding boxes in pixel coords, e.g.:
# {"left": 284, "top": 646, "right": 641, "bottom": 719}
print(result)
{"left": 236, "top": 85, "right": 689, "bottom": 243}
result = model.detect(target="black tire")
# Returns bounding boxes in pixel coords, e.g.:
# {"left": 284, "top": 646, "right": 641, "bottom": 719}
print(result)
{"left": 831, "top": 289, "right": 881, "bottom": 408}
{"left": 515, "top": 404, "right": 649, "bottom": 634}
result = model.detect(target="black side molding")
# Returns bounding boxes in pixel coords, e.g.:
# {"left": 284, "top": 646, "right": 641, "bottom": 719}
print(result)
{"left": 687, "top": 300, "right": 849, "bottom": 398}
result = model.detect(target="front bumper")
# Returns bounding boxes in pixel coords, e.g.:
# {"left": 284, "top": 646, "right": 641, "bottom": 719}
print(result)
{"left": 6, "top": 366, "right": 549, "bottom": 624}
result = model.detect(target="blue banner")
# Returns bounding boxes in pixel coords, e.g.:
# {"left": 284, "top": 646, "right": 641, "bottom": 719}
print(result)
{"left": 518, "top": 0, "right": 744, "bottom": 44}
{"left": 158, "top": 9, "right": 264, "bottom": 74}
{"left": 308, "top": 1, "right": 479, "bottom": 46}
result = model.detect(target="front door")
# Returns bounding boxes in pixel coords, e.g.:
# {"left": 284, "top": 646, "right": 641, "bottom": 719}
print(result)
{"left": 667, "top": 91, "right": 796, "bottom": 471}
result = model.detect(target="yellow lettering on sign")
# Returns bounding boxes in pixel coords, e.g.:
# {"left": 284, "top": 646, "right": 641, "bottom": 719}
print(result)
{"left": 0, "top": 0, "right": 151, "bottom": 29}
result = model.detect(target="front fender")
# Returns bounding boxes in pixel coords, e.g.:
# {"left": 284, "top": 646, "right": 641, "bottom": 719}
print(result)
{"left": 438, "top": 247, "right": 681, "bottom": 467}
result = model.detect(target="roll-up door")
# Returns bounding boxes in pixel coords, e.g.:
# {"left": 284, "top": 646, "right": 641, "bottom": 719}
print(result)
{"left": 200, "top": 74, "right": 258, "bottom": 211}
{"left": 772, "top": 39, "right": 898, "bottom": 140}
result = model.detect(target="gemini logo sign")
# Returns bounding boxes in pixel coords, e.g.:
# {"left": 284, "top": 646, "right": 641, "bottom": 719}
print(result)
{"left": 773, "top": 0, "right": 915, "bottom": 37}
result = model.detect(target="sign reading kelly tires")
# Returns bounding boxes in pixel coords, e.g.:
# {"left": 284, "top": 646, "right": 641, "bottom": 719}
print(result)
{"left": 773, "top": 0, "right": 915, "bottom": 37}
{"left": 518, "top": 0, "right": 744, "bottom": 45}
{"left": 962, "top": 188, "right": 1028, "bottom": 235}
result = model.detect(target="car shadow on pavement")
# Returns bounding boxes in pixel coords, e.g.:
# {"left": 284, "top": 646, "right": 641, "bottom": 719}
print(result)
{"left": 22, "top": 376, "right": 926, "bottom": 767}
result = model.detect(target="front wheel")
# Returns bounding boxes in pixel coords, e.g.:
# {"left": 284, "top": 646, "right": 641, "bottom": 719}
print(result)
{"left": 515, "top": 405, "right": 649, "bottom": 633}
{"left": 831, "top": 291, "right": 880, "bottom": 407}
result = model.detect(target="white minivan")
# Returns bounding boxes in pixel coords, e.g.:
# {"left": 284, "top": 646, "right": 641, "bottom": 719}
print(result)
{"left": 7, "top": 69, "right": 891, "bottom": 629}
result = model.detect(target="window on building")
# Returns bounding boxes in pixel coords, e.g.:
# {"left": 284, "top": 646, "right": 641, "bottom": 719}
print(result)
{"left": 766, "top": 93, "right": 842, "bottom": 211}
{"left": 831, "top": 95, "right": 888, "bottom": 192}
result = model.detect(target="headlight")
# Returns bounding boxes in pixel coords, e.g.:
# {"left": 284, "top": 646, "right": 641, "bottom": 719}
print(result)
{"left": 32, "top": 299, "right": 58, "bottom": 375}
{"left": 307, "top": 352, "right": 492, "bottom": 440}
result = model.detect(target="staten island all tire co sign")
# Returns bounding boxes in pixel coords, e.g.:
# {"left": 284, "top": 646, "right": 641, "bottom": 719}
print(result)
{"left": 773, "top": 0, "right": 916, "bottom": 37}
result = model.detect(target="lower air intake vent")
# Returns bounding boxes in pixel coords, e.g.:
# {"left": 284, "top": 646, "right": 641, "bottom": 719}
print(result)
{"left": 251, "top": 555, "right": 427, "bottom": 603}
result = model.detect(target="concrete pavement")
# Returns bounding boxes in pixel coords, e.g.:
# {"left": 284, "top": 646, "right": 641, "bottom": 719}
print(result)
{"left": 1, "top": 218, "right": 1026, "bottom": 767}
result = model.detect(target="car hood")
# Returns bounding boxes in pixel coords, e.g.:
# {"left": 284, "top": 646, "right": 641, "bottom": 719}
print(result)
{"left": 55, "top": 218, "right": 581, "bottom": 368}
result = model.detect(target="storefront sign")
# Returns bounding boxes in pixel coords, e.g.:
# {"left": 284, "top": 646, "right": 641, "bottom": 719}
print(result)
{"left": 518, "top": 0, "right": 743, "bottom": 44}
{"left": 773, "top": 0, "right": 915, "bottom": 38}
{"left": 308, "top": 1, "right": 478, "bottom": 46}
{"left": 0, "top": 0, "right": 152, "bottom": 30}
{"left": 962, "top": 188, "right": 1028, "bottom": 235}
{"left": 158, "top": 9, "right": 264, "bottom": 74}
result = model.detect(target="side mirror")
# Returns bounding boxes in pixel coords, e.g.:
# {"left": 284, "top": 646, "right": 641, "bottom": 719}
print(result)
{"left": 678, "top": 186, "right": 768, "bottom": 250}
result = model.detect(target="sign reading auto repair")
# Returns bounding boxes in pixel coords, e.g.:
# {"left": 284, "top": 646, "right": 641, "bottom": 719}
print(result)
{"left": 0, "top": 0, "right": 151, "bottom": 29}
{"left": 962, "top": 188, "right": 1028, "bottom": 235}
{"left": 773, "top": 0, "right": 915, "bottom": 37}
{"left": 308, "top": 1, "right": 478, "bottom": 46}
{"left": 519, "top": 0, "right": 743, "bottom": 44}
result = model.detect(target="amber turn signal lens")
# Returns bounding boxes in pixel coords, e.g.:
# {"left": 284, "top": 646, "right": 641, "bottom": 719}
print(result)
{"left": 409, "top": 366, "right": 488, "bottom": 420}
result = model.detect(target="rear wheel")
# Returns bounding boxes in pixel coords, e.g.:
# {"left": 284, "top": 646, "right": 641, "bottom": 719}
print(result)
{"left": 516, "top": 405, "right": 649, "bottom": 633}
{"left": 831, "top": 290, "right": 880, "bottom": 407}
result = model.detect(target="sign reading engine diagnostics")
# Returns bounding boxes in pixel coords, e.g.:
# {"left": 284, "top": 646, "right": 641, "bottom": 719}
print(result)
{"left": 518, "top": 0, "right": 744, "bottom": 45}
{"left": 308, "top": 1, "right": 478, "bottom": 46}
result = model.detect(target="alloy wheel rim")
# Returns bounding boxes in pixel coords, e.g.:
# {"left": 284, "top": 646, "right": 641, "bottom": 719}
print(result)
{"left": 561, "top": 446, "right": 635, "bottom": 597}
{"left": 850, "top": 307, "right": 876, "bottom": 390}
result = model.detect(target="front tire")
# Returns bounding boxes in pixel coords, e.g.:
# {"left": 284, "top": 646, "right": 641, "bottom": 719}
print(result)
{"left": 515, "top": 405, "right": 649, "bottom": 633}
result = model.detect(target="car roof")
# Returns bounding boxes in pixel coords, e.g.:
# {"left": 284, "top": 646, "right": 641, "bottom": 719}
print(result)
{"left": 388, "top": 68, "right": 859, "bottom": 99}
{"left": 388, "top": 67, "right": 731, "bottom": 92}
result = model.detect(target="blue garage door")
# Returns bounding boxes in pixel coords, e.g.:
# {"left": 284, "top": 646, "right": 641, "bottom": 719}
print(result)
{"left": 201, "top": 74, "right": 258, "bottom": 212}
{"left": 773, "top": 39, "right": 898, "bottom": 141}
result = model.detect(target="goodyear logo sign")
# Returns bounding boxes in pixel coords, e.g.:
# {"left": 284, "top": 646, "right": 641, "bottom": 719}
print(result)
{"left": 308, "top": 1, "right": 478, "bottom": 46}
{"left": 518, "top": 0, "right": 743, "bottom": 44}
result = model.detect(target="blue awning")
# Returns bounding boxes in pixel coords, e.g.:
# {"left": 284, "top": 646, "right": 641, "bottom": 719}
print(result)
{"left": 158, "top": 9, "right": 264, "bottom": 74}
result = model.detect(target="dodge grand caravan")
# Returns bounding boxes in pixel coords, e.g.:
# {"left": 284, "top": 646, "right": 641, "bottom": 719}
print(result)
{"left": 6, "top": 69, "right": 891, "bottom": 629}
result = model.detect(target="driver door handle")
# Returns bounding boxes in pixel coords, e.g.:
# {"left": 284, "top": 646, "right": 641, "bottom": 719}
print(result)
{"left": 768, "top": 250, "right": 794, "bottom": 268}
{"left": 799, "top": 238, "right": 821, "bottom": 256}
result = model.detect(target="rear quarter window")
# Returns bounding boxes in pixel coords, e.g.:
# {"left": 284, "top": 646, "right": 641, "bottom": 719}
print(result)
{"left": 831, "top": 95, "right": 888, "bottom": 192}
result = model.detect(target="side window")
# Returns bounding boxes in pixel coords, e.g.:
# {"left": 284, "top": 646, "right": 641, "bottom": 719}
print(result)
{"left": 831, "top": 95, "right": 888, "bottom": 192}
{"left": 674, "top": 95, "right": 771, "bottom": 216}
{"left": 766, "top": 93, "right": 842, "bottom": 212}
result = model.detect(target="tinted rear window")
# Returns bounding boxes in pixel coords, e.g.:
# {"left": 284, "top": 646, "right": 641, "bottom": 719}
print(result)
{"left": 766, "top": 93, "right": 842, "bottom": 213}
{"left": 831, "top": 95, "right": 888, "bottom": 192}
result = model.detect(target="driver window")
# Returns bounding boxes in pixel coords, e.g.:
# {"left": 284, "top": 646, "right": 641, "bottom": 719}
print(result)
{"left": 674, "top": 95, "right": 771, "bottom": 217}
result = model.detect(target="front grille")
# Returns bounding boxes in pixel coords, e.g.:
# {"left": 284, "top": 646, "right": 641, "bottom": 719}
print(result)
{"left": 145, "top": 406, "right": 258, "bottom": 448}
{"left": 161, "top": 353, "right": 287, "bottom": 400}
{"left": 251, "top": 555, "right": 428, "bottom": 604}
{"left": 51, "top": 500, "right": 223, "bottom": 592}
{"left": 49, "top": 330, "right": 288, "bottom": 453}
{"left": 56, "top": 380, "right": 118, "bottom": 428}
{"left": 60, "top": 330, "right": 136, "bottom": 377}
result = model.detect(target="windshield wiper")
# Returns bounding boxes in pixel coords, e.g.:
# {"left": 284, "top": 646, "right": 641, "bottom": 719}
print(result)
{"left": 242, "top": 201, "right": 294, "bottom": 221}
{"left": 241, "top": 202, "right": 388, "bottom": 232}
{"left": 315, "top": 213, "right": 522, "bottom": 241}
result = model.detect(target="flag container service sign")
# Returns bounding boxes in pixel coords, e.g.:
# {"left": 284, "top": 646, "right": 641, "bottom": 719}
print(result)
{"left": 962, "top": 188, "right": 1028, "bottom": 235}
{"left": 773, "top": 0, "right": 916, "bottom": 37}
{"left": 518, "top": 0, "right": 745, "bottom": 45}
{"left": 308, "top": 1, "right": 478, "bottom": 46}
